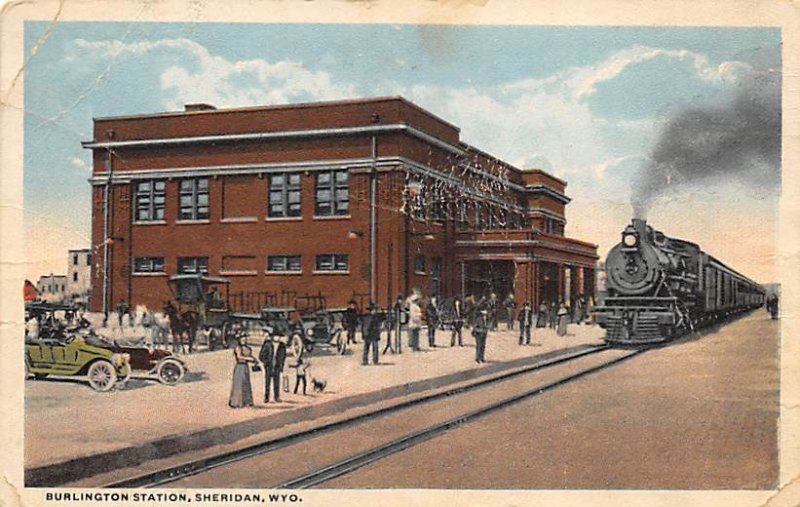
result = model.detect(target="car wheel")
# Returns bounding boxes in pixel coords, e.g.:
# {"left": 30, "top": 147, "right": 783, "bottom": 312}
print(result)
{"left": 157, "top": 359, "right": 185, "bottom": 385}
{"left": 87, "top": 360, "right": 117, "bottom": 392}
{"left": 288, "top": 334, "right": 304, "bottom": 358}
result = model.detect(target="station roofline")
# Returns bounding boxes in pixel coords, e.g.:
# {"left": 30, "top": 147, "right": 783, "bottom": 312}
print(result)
{"left": 90, "top": 95, "right": 462, "bottom": 134}
{"left": 521, "top": 168, "right": 568, "bottom": 186}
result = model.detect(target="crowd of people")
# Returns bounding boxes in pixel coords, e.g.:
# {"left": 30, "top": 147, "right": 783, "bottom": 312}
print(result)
{"left": 332, "top": 289, "right": 597, "bottom": 367}
{"left": 227, "top": 288, "right": 598, "bottom": 408}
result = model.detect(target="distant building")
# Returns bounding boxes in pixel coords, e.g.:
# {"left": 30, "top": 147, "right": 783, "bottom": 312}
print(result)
{"left": 67, "top": 248, "right": 92, "bottom": 304}
{"left": 36, "top": 274, "right": 68, "bottom": 303}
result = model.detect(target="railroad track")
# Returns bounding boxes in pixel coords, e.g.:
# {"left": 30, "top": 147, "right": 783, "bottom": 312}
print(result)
{"left": 106, "top": 344, "right": 641, "bottom": 489}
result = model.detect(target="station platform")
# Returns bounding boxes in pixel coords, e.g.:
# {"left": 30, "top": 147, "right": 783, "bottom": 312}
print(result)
{"left": 24, "top": 321, "right": 605, "bottom": 486}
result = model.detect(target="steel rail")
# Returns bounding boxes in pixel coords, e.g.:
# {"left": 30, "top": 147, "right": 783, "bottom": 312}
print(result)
{"left": 105, "top": 344, "right": 612, "bottom": 489}
{"left": 276, "top": 348, "right": 644, "bottom": 489}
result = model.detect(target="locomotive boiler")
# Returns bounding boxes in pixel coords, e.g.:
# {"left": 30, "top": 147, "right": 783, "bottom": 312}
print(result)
{"left": 596, "top": 219, "right": 765, "bottom": 345}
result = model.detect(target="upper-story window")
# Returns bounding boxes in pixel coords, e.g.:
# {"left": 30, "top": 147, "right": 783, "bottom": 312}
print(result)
{"left": 431, "top": 186, "right": 445, "bottom": 221}
{"left": 315, "top": 170, "right": 349, "bottom": 216}
{"left": 268, "top": 173, "right": 302, "bottom": 218}
{"left": 73, "top": 254, "right": 78, "bottom": 266}
{"left": 486, "top": 207, "right": 497, "bottom": 229}
{"left": 87, "top": 253, "right": 92, "bottom": 266}
{"left": 458, "top": 202, "right": 469, "bottom": 230}
{"left": 177, "top": 256, "right": 208, "bottom": 274}
{"left": 179, "top": 178, "right": 209, "bottom": 221}
{"left": 475, "top": 203, "right": 483, "bottom": 229}
{"left": 135, "top": 180, "right": 166, "bottom": 222}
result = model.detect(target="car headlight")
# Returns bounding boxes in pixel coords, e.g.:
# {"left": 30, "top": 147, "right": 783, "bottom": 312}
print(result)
{"left": 623, "top": 233, "right": 638, "bottom": 247}
{"left": 307, "top": 328, "right": 314, "bottom": 337}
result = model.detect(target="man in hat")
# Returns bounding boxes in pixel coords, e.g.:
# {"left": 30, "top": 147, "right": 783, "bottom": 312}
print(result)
{"left": 259, "top": 331, "right": 287, "bottom": 403}
{"left": 473, "top": 308, "right": 489, "bottom": 364}
{"left": 361, "top": 302, "right": 384, "bottom": 365}
{"left": 343, "top": 300, "right": 360, "bottom": 345}
{"left": 385, "top": 294, "right": 406, "bottom": 354}
{"left": 425, "top": 296, "right": 439, "bottom": 348}
{"left": 450, "top": 297, "right": 464, "bottom": 347}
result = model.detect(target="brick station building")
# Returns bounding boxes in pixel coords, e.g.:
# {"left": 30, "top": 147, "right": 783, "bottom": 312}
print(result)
{"left": 83, "top": 97, "right": 598, "bottom": 313}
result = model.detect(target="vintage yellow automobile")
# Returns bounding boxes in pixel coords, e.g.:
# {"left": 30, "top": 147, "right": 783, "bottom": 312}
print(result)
{"left": 25, "top": 335, "right": 131, "bottom": 391}
{"left": 25, "top": 304, "right": 130, "bottom": 392}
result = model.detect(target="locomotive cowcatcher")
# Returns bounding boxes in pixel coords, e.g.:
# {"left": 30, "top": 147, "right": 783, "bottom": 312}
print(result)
{"left": 596, "top": 219, "right": 765, "bottom": 345}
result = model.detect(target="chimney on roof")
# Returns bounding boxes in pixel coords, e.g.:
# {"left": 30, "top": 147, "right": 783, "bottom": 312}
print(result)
{"left": 184, "top": 103, "right": 217, "bottom": 112}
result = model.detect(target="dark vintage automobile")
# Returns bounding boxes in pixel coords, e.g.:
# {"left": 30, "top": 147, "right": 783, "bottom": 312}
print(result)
{"left": 90, "top": 336, "right": 186, "bottom": 385}
{"left": 255, "top": 307, "right": 346, "bottom": 356}
{"left": 299, "top": 308, "right": 346, "bottom": 355}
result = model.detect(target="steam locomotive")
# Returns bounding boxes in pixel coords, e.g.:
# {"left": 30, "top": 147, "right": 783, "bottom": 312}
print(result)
{"left": 596, "top": 219, "right": 765, "bottom": 345}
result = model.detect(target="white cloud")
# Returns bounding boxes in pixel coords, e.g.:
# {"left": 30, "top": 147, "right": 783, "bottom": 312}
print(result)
{"left": 75, "top": 38, "right": 358, "bottom": 110}
{"left": 498, "top": 45, "right": 754, "bottom": 103}
{"left": 69, "top": 156, "right": 91, "bottom": 173}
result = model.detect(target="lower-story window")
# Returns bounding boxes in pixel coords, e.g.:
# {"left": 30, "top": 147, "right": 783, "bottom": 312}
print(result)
{"left": 315, "top": 253, "right": 348, "bottom": 272}
{"left": 267, "top": 255, "right": 302, "bottom": 273}
{"left": 177, "top": 257, "right": 209, "bottom": 274}
{"left": 414, "top": 254, "right": 426, "bottom": 274}
{"left": 134, "top": 257, "right": 165, "bottom": 273}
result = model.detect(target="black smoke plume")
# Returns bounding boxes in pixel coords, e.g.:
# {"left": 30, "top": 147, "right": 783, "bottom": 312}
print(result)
{"left": 631, "top": 68, "right": 781, "bottom": 218}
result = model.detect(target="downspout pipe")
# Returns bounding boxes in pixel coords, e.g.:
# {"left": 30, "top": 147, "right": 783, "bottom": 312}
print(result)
{"left": 369, "top": 136, "right": 377, "bottom": 304}
{"left": 101, "top": 149, "right": 112, "bottom": 315}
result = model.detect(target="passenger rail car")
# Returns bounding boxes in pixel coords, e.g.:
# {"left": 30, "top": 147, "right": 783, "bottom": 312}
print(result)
{"left": 596, "top": 219, "right": 765, "bottom": 345}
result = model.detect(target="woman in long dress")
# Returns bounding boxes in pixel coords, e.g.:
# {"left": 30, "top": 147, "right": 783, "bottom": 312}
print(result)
{"left": 229, "top": 337, "right": 255, "bottom": 408}
{"left": 536, "top": 301, "right": 548, "bottom": 328}
{"left": 556, "top": 302, "right": 569, "bottom": 336}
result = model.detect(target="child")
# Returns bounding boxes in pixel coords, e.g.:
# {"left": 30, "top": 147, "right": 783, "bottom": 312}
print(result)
{"left": 292, "top": 357, "right": 311, "bottom": 395}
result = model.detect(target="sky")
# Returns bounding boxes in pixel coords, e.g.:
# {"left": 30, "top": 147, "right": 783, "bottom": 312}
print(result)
{"left": 23, "top": 22, "right": 781, "bottom": 283}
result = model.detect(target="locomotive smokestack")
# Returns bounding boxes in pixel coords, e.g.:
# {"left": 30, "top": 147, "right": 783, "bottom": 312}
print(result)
{"left": 632, "top": 218, "right": 647, "bottom": 237}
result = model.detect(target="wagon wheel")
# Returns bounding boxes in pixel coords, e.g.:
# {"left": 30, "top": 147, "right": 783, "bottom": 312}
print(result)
{"left": 207, "top": 327, "right": 222, "bottom": 351}
{"left": 87, "top": 360, "right": 117, "bottom": 392}
{"left": 157, "top": 358, "right": 185, "bottom": 385}
{"left": 335, "top": 329, "right": 347, "bottom": 355}
{"left": 288, "top": 333, "right": 304, "bottom": 358}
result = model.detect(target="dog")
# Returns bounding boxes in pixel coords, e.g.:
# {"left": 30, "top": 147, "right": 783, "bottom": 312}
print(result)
{"left": 311, "top": 377, "right": 327, "bottom": 393}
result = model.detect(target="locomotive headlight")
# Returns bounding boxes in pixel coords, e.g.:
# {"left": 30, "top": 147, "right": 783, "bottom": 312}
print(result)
{"left": 623, "top": 233, "right": 638, "bottom": 247}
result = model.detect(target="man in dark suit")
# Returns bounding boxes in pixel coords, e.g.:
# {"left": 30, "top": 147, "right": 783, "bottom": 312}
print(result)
{"left": 259, "top": 332, "right": 287, "bottom": 403}
{"left": 361, "top": 302, "right": 384, "bottom": 365}
{"left": 518, "top": 301, "right": 533, "bottom": 345}
{"left": 473, "top": 309, "right": 489, "bottom": 364}
{"left": 343, "top": 300, "right": 360, "bottom": 345}
{"left": 450, "top": 298, "right": 464, "bottom": 347}
{"left": 425, "top": 297, "right": 439, "bottom": 348}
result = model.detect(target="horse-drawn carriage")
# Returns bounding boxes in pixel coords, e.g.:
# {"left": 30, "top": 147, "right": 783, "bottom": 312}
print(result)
{"left": 165, "top": 274, "right": 236, "bottom": 351}
{"left": 165, "top": 275, "right": 346, "bottom": 356}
